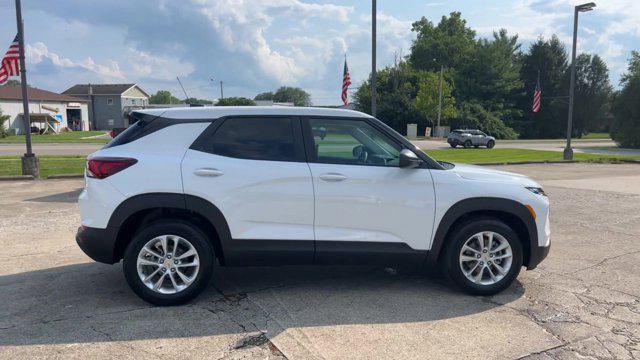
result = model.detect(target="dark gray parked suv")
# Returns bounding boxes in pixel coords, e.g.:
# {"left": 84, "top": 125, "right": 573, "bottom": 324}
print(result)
{"left": 447, "top": 129, "right": 496, "bottom": 148}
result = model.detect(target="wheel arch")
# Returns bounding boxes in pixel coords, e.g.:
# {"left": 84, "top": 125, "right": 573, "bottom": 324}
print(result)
{"left": 426, "top": 197, "right": 537, "bottom": 269}
{"left": 108, "top": 193, "right": 232, "bottom": 265}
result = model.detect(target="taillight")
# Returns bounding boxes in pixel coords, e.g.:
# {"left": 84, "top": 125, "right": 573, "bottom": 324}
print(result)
{"left": 86, "top": 157, "right": 137, "bottom": 179}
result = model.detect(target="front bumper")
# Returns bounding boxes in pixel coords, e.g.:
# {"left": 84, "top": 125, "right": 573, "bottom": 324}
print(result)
{"left": 76, "top": 226, "right": 119, "bottom": 264}
{"left": 527, "top": 244, "right": 550, "bottom": 270}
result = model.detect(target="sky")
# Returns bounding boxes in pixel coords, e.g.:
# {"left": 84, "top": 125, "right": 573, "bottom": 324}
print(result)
{"left": 0, "top": 0, "right": 638, "bottom": 105}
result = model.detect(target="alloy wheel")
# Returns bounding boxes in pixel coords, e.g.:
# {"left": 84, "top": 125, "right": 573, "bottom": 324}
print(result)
{"left": 136, "top": 235, "right": 200, "bottom": 294}
{"left": 459, "top": 231, "right": 513, "bottom": 286}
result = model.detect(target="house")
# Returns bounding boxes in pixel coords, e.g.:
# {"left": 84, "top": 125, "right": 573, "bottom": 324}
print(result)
{"left": 0, "top": 86, "right": 89, "bottom": 134}
{"left": 62, "top": 84, "right": 150, "bottom": 130}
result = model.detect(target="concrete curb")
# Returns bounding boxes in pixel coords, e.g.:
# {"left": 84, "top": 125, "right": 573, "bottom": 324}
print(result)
{"left": 476, "top": 160, "right": 579, "bottom": 166}
{"left": 0, "top": 175, "right": 35, "bottom": 181}
{"left": 46, "top": 174, "right": 85, "bottom": 179}
{"left": 476, "top": 159, "right": 640, "bottom": 166}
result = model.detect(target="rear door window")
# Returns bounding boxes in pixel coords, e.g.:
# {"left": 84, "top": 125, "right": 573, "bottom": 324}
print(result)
{"left": 198, "top": 117, "right": 302, "bottom": 162}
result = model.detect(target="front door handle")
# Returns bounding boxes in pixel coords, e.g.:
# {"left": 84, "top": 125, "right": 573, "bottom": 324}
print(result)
{"left": 319, "top": 173, "right": 347, "bottom": 182}
{"left": 194, "top": 168, "right": 224, "bottom": 177}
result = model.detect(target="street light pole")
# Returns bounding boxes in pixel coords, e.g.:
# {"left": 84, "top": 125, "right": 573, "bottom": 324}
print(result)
{"left": 564, "top": 2, "right": 596, "bottom": 160}
{"left": 436, "top": 65, "right": 443, "bottom": 137}
{"left": 371, "top": 0, "right": 377, "bottom": 117}
{"left": 15, "top": 0, "right": 39, "bottom": 177}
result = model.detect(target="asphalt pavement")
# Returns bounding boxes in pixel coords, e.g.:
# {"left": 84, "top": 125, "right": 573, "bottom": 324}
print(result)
{"left": 1, "top": 163, "right": 639, "bottom": 359}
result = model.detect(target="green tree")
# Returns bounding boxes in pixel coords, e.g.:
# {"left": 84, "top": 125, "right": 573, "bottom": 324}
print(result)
{"left": 1, "top": 79, "right": 22, "bottom": 86}
{"left": 571, "top": 54, "right": 612, "bottom": 136}
{"left": 273, "top": 86, "right": 311, "bottom": 106}
{"left": 413, "top": 71, "right": 456, "bottom": 124}
{"left": 452, "top": 101, "right": 518, "bottom": 139}
{"left": 215, "top": 97, "right": 256, "bottom": 106}
{"left": 409, "top": 12, "right": 476, "bottom": 73}
{"left": 149, "top": 90, "right": 182, "bottom": 104}
{"left": 458, "top": 30, "right": 523, "bottom": 115}
{"left": 354, "top": 60, "right": 424, "bottom": 134}
{"left": 185, "top": 97, "right": 214, "bottom": 105}
{"left": 254, "top": 92, "right": 274, "bottom": 101}
{"left": 611, "top": 51, "right": 640, "bottom": 148}
{"left": 517, "top": 36, "right": 569, "bottom": 138}
{"left": 0, "top": 107, "right": 10, "bottom": 138}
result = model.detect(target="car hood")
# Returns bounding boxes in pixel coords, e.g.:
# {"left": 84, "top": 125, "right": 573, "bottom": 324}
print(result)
{"left": 451, "top": 163, "right": 539, "bottom": 186}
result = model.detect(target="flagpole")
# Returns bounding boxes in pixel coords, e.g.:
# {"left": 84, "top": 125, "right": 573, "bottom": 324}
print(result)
{"left": 371, "top": 0, "right": 377, "bottom": 117}
{"left": 15, "top": 0, "right": 39, "bottom": 177}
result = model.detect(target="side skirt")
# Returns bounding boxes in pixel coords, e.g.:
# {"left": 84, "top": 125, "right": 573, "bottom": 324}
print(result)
{"left": 222, "top": 239, "right": 428, "bottom": 267}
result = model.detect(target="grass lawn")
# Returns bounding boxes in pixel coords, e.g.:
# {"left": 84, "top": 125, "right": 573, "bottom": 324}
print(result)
{"left": 423, "top": 148, "right": 639, "bottom": 164}
{"left": 0, "top": 148, "right": 637, "bottom": 178}
{"left": 580, "top": 132, "right": 611, "bottom": 140}
{"left": 0, "top": 131, "right": 109, "bottom": 144}
{"left": 0, "top": 155, "right": 86, "bottom": 178}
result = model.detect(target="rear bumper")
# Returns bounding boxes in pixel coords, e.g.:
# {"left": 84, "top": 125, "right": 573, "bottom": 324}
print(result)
{"left": 527, "top": 244, "right": 550, "bottom": 270}
{"left": 76, "top": 226, "right": 119, "bottom": 264}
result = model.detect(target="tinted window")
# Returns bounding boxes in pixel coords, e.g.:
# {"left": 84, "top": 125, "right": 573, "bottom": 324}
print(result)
{"left": 103, "top": 112, "right": 164, "bottom": 148}
{"left": 206, "top": 117, "right": 297, "bottom": 161}
{"left": 309, "top": 118, "right": 400, "bottom": 167}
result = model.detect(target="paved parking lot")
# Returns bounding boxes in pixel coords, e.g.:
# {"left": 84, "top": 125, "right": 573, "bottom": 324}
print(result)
{"left": 1, "top": 163, "right": 639, "bottom": 359}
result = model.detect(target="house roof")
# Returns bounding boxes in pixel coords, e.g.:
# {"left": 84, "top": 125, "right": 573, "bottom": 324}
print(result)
{"left": 0, "top": 86, "right": 88, "bottom": 102}
{"left": 62, "top": 84, "right": 148, "bottom": 97}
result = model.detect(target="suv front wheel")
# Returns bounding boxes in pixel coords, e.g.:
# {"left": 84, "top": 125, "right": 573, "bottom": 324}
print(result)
{"left": 443, "top": 218, "right": 523, "bottom": 295}
{"left": 123, "top": 220, "right": 214, "bottom": 306}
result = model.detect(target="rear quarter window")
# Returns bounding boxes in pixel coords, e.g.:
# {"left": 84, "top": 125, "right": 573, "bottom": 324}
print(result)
{"left": 103, "top": 112, "right": 165, "bottom": 149}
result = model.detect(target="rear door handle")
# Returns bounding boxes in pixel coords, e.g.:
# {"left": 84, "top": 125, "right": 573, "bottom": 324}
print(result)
{"left": 194, "top": 168, "right": 224, "bottom": 177}
{"left": 319, "top": 173, "right": 347, "bottom": 182}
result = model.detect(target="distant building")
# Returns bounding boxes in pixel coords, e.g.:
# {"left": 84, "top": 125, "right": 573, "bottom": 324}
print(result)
{"left": 62, "top": 84, "right": 149, "bottom": 130}
{"left": 0, "top": 86, "right": 89, "bottom": 134}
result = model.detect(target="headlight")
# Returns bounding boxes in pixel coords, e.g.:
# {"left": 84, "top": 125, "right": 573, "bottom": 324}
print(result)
{"left": 526, "top": 187, "right": 547, "bottom": 196}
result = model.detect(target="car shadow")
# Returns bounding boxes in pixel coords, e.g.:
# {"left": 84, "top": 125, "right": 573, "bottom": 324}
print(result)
{"left": 25, "top": 189, "right": 83, "bottom": 203}
{"left": 0, "top": 262, "right": 524, "bottom": 346}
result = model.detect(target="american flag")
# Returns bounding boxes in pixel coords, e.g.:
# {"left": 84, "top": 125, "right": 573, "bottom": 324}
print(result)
{"left": 341, "top": 57, "right": 351, "bottom": 106}
{"left": 0, "top": 35, "right": 20, "bottom": 85}
{"left": 532, "top": 73, "right": 541, "bottom": 113}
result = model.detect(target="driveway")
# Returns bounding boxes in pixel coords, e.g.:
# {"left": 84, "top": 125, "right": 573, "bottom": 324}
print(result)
{"left": 1, "top": 163, "right": 639, "bottom": 359}
{"left": 414, "top": 138, "right": 640, "bottom": 156}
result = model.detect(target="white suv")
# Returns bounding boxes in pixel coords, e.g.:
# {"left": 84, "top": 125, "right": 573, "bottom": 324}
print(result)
{"left": 77, "top": 107, "right": 550, "bottom": 305}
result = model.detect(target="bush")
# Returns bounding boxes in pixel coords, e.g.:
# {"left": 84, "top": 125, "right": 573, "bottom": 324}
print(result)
{"left": 0, "top": 109, "right": 10, "bottom": 138}
{"left": 450, "top": 101, "right": 518, "bottom": 139}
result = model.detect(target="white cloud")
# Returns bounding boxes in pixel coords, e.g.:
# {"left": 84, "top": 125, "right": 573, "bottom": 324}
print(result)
{"left": 26, "top": 42, "right": 125, "bottom": 80}
{"left": 127, "top": 48, "right": 195, "bottom": 80}
{"left": 192, "top": 0, "right": 353, "bottom": 83}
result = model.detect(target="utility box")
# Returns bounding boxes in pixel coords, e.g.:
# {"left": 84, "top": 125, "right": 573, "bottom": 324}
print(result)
{"left": 406, "top": 123, "right": 418, "bottom": 139}
{"left": 433, "top": 126, "right": 450, "bottom": 138}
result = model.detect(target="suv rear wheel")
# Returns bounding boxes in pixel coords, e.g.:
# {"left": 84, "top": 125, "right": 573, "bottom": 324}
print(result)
{"left": 123, "top": 220, "right": 214, "bottom": 306}
{"left": 463, "top": 140, "right": 472, "bottom": 148}
{"left": 443, "top": 218, "right": 522, "bottom": 295}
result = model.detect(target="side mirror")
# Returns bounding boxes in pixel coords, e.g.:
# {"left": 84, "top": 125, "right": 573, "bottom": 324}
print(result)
{"left": 399, "top": 149, "right": 423, "bottom": 169}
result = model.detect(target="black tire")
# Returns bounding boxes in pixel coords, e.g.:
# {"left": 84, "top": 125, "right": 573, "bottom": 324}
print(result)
{"left": 123, "top": 220, "right": 214, "bottom": 306}
{"left": 474, "top": 145, "right": 480, "bottom": 148}
{"left": 449, "top": 143, "right": 457, "bottom": 148}
{"left": 487, "top": 140, "right": 495, "bottom": 149}
{"left": 443, "top": 218, "right": 523, "bottom": 296}
{"left": 463, "top": 140, "right": 472, "bottom": 148}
